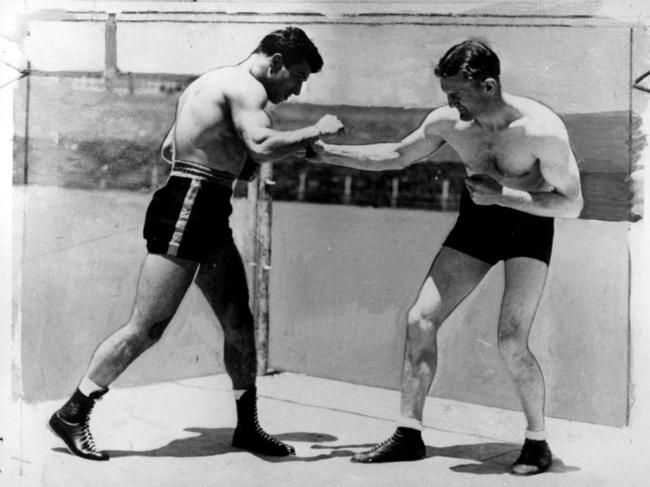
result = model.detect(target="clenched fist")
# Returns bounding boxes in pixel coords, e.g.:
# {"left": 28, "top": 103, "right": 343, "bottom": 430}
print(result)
{"left": 316, "top": 114, "right": 345, "bottom": 136}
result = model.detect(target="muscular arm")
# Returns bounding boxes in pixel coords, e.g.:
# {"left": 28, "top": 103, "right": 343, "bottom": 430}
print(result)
{"left": 230, "top": 86, "right": 323, "bottom": 164}
{"left": 309, "top": 110, "right": 446, "bottom": 171}
{"left": 467, "top": 129, "right": 583, "bottom": 218}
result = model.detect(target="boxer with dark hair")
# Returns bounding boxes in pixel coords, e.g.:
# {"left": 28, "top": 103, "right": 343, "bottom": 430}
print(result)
{"left": 48, "top": 26, "right": 343, "bottom": 461}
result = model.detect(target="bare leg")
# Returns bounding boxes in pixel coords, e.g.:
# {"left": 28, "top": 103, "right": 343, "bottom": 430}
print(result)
{"left": 49, "top": 253, "right": 197, "bottom": 460}
{"left": 195, "top": 241, "right": 294, "bottom": 456}
{"left": 194, "top": 241, "right": 256, "bottom": 390}
{"left": 498, "top": 257, "right": 549, "bottom": 433}
{"left": 400, "top": 247, "right": 490, "bottom": 423}
{"left": 86, "top": 253, "right": 198, "bottom": 387}
{"left": 499, "top": 257, "right": 553, "bottom": 476}
{"left": 352, "top": 247, "right": 490, "bottom": 463}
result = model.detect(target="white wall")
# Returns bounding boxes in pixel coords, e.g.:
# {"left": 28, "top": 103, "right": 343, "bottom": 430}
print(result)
{"left": 10, "top": 3, "right": 649, "bottom": 429}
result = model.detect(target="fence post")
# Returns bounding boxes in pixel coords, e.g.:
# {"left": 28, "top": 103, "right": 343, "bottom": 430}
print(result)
{"left": 23, "top": 61, "right": 31, "bottom": 185}
{"left": 255, "top": 163, "right": 274, "bottom": 376}
{"left": 343, "top": 175, "right": 352, "bottom": 205}
{"left": 247, "top": 176, "right": 260, "bottom": 362}
{"left": 298, "top": 170, "right": 307, "bottom": 201}
{"left": 104, "top": 14, "right": 117, "bottom": 79}
{"left": 391, "top": 177, "right": 399, "bottom": 208}
{"left": 441, "top": 179, "right": 450, "bottom": 211}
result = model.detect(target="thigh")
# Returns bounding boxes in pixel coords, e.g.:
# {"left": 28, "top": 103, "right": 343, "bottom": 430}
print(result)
{"left": 499, "top": 257, "right": 549, "bottom": 338}
{"left": 411, "top": 246, "right": 491, "bottom": 322}
{"left": 194, "top": 241, "right": 251, "bottom": 321}
{"left": 131, "top": 253, "right": 198, "bottom": 327}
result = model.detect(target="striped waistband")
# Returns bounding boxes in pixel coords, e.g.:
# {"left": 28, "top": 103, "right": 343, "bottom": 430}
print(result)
{"left": 170, "top": 161, "right": 236, "bottom": 186}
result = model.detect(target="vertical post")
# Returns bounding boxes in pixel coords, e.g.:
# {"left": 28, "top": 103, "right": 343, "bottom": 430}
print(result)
{"left": 255, "top": 163, "right": 274, "bottom": 376}
{"left": 247, "top": 177, "right": 260, "bottom": 347}
{"left": 23, "top": 61, "right": 31, "bottom": 185}
{"left": 297, "top": 171, "right": 307, "bottom": 201}
{"left": 150, "top": 160, "right": 158, "bottom": 190}
{"left": 104, "top": 13, "right": 118, "bottom": 79}
{"left": 441, "top": 179, "right": 450, "bottom": 211}
{"left": 390, "top": 176, "right": 399, "bottom": 208}
{"left": 343, "top": 175, "right": 352, "bottom": 205}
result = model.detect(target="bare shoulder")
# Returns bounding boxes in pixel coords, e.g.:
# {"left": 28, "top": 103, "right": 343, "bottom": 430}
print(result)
{"left": 185, "top": 67, "right": 266, "bottom": 109}
{"left": 508, "top": 94, "right": 569, "bottom": 140}
{"left": 219, "top": 66, "right": 268, "bottom": 108}
{"left": 421, "top": 105, "right": 460, "bottom": 133}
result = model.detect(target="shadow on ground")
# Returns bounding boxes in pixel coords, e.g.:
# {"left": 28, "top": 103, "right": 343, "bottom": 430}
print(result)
{"left": 53, "top": 428, "right": 354, "bottom": 463}
{"left": 314, "top": 441, "right": 580, "bottom": 475}
{"left": 53, "top": 429, "right": 581, "bottom": 472}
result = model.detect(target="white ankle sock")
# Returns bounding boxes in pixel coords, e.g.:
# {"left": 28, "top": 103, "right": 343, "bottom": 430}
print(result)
{"left": 395, "top": 417, "right": 423, "bottom": 431}
{"left": 78, "top": 376, "right": 106, "bottom": 397}
{"left": 525, "top": 429, "right": 547, "bottom": 441}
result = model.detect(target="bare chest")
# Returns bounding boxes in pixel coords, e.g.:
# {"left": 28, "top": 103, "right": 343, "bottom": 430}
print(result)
{"left": 445, "top": 127, "right": 544, "bottom": 188}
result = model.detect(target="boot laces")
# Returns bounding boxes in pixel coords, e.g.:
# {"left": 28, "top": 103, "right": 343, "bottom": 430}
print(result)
{"left": 370, "top": 430, "right": 402, "bottom": 452}
{"left": 251, "top": 410, "right": 284, "bottom": 447}
{"left": 80, "top": 402, "right": 98, "bottom": 451}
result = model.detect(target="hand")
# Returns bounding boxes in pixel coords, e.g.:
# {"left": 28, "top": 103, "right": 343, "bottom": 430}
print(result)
{"left": 465, "top": 174, "right": 503, "bottom": 205}
{"left": 301, "top": 140, "right": 325, "bottom": 162}
{"left": 315, "top": 114, "right": 344, "bottom": 136}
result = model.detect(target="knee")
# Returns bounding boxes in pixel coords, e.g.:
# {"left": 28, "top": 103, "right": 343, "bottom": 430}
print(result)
{"left": 497, "top": 319, "right": 529, "bottom": 360}
{"left": 126, "top": 319, "right": 169, "bottom": 350}
{"left": 406, "top": 304, "right": 439, "bottom": 344}
{"left": 221, "top": 304, "right": 254, "bottom": 341}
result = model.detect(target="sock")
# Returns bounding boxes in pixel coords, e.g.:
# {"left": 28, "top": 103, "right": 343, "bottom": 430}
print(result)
{"left": 78, "top": 376, "right": 107, "bottom": 397}
{"left": 396, "top": 416, "right": 424, "bottom": 432}
{"left": 525, "top": 429, "right": 547, "bottom": 441}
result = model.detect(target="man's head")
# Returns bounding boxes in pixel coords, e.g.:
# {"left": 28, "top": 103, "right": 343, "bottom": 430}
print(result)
{"left": 434, "top": 39, "right": 501, "bottom": 121}
{"left": 254, "top": 27, "right": 323, "bottom": 103}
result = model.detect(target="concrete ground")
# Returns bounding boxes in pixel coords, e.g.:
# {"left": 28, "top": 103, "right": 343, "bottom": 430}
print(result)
{"left": 2, "top": 373, "right": 649, "bottom": 487}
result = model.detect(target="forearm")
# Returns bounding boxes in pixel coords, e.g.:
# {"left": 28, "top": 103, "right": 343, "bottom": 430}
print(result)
{"left": 310, "top": 142, "right": 406, "bottom": 171}
{"left": 252, "top": 125, "right": 321, "bottom": 163}
{"left": 499, "top": 187, "right": 583, "bottom": 218}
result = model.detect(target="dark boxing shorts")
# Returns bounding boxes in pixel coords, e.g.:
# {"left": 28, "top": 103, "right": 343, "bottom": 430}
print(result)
{"left": 143, "top": 161, "right": 236, "bottom": 262}
{"left": 442, "top": 189, "right": 555, "bottom": 265}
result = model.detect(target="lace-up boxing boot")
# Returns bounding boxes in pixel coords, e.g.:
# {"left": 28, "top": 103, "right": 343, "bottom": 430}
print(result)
{"left": 48, "top": 389, "right": 109, "bottom": 461}
{"left": 231, "top": 387, "right": 295, "bottom": 456}
{"left": 351, "top": 427, "right": 426, "bottom": 463}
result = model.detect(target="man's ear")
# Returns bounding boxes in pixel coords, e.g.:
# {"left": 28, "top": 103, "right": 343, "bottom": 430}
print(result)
{"left": 269, "top": 53, "right": 284, "bottom": 74}
{"left": 482, "top": 77, "right": 498, "bottom": 95}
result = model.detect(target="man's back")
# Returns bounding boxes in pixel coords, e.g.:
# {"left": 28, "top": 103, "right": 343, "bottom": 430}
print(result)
{"left": 163, "top": 66, "right": 263, "bottom": 176}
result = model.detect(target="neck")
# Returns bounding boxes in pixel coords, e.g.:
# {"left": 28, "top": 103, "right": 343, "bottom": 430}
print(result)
{"left": 473, "top": 93, "right": 518, "bottom": 130}
{"left": 245, "top": 54, "right": 268, "bottom": 83}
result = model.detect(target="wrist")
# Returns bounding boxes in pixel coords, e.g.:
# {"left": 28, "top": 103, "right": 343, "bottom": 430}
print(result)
{"left": 502, "top": 185, "right": 532, "bottom": 202}
{"left": 309, "top": 124, "right": 321, "bottom": 139}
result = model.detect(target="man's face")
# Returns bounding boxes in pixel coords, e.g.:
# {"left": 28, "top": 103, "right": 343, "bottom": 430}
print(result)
{"left": 266, "top": 58, "right": 311, "bottom": 104}
{"left": 439, "top": 73, "right": 489, "bottom": 121}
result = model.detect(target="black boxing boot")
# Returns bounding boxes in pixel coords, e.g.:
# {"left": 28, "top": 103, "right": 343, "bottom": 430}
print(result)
{"left": 351, "top": 427, "right": 426, "bottom": 463}
{"left": 511, "top": 439, "right": 553, "bottom": 475}
{"left": 231, "top": 387, "right": 295, "bottom": 456}
{"left": 48, "top": 388, "right": 109, "bottom": 461}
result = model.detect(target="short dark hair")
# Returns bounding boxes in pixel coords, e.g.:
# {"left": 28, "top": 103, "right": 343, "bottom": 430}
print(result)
{"left": 434, "top": 39, "right": 500, "bottom": 81}
{"left": 254, "top": 27, "right": 324, "bottom": 73}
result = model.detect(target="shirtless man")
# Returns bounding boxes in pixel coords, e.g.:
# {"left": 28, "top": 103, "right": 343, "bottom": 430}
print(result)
{"left": 310, "top": 39, "right": 582, "bottom": 475}
{"left": 48, "top": 26, "right": 343, "bottom": 461}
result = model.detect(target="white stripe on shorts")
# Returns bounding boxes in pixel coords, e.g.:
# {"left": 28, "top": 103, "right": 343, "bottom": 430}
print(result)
{"left": 167, "top": 179, "right": 201, "bottom": 256}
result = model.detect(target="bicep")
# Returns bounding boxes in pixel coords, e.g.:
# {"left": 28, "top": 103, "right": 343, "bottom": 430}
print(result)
{"left": 537, "top": 136, "right": 581, "bottom": 198}
{"left": 230, "top": 91, "right": 273, "bottom": 149}
{"left": 396, "top": 115, "right": 445, "bottom": 164}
